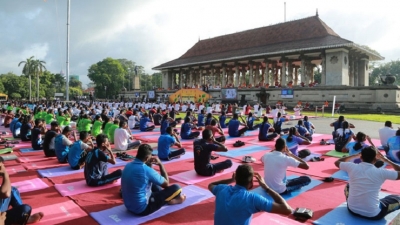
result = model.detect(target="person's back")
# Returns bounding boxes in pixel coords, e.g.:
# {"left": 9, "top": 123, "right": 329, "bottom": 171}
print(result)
{"left": 228, "top": 119, "right": 239, "bottom": 137}
{"left": 103, "top": 122, "right": 113, "bottom": 136}
{"left": 139, "top": 117, "right": 150, "bottom": 131}
{"left": 54, "top": 134, "right": 68, "bottom": 162}
{"left": 108, "top": 124, "right": 119, "bottom": 143}
{"left": 193, "top": 139, "right": 219, "bottom": 175}
{"left": 31, "top": 126, "right": 42, "bottom": 150}
{"left": 387, "top": 135, "right": 400, "bottom": 162}
{"left": 160, "top": 119, "right": 169, "bottom": 135}
{"left": 43, "top": 130, "right": 57, "bottom": 157}
{"left": 84, "top": 148, "right": 108, "bottom": 184}
{"left": 379, "top": 121, "right": 396, "bottom": 147}
{"left": 91, "top": 120, "right": 102, "bottom": 137}
{"left": 81, "top": 118, "right": 92, "bottom": 132}
{"left": 114, "top": 128, "right": 129, "bottom": 150}
{"left": 153, "top": 113, "right": 162, "bottom": 125}
{"left": 45, "top": 113, "right": 54, "bottom": 124}
{"left": 219, "top": 115, "right": 226, "bottom": 128}
{"left": 157, "top": 134, "right": 175, "bottom": 159}
{"left": 180, "top": 122, "right": 192, "bottom": 139}
{"left": 20, "top": 123, "right": 32, "bottom": 141}
{"left": 13, "top": 120, "right": 22, "bottom": 138}
{"left": 68, "top": 140, "right": 88, "bottom": 168}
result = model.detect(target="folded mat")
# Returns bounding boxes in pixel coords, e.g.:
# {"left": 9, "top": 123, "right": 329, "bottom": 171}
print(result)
{"left": 31, "top": 200, "right": 88, "bottom": 225}
{"left": 38, "top": 158, "right": 128, "bottom": 177}
{"left": 251, "top": 175, "right": 323, "bottom": 201}
{"left": 314, "top": 192, "right": 399, "bottom": 225}
{"left": 55, "top": 179, "right": 121, "bottom": 197}
{"left": 90, "top": 185, "right": 213, "bottom": 225}
{"left": 0, "top": 153, "right": 17, "bottom": 161}
{"left": 170, "top": 162, "right": 240, "bottom": 185}
{"left": 12, "top": 178, "right": 49, "bottom": 193}
{"left": 0, "top": 148, "right": 13, "bottom": 154}
{"left": 324, "top": 150, "right": 348, "bottom": 158}
{"left": 20, "top": 148, "right": 42, "bottom": 153}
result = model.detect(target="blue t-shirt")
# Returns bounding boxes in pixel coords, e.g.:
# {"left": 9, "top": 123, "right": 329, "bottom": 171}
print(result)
{"left": 228, "top": 119, "right": 240, "bottom": 137}
{"left": 347, "top": 142, "right": 369, "bottom": 156}
{"left": 122, "top": 158, "right": 165, "bottom": 214}
{"left": 387, "top": 136, "right": 400, "bottom": 162}
{"left": 68, "top": 140, "right": 85, "bottom": 168}
{"left": 140, "top": 117, "right": 151, "bottom": 131}
{"left": 54, "top": 134, "right": 69, "bottom": 163}
{"left": 157, "top": 134, "right": 176, "bottom": 159}
{"left": 205, "top": 118, "right": 212, "bottom": 126}
{"left": 160, "top": 120, "right": 169, "bottom": 135}
{"left": 9, "top": 118, "right": 18, "bottom": 133}
{"left": 180, "top": 123, "right": 193, "bottom": 139}
{"left": 282, "top": 134, "right": 304, "bottom": 155}
{"left": 197, "top": 114, "right": 205, "bottom": 126}
{"left": 84, "top": 149, "right": 109, "bottom": 183}
{"left": 303, "top": 121, "right": 313, "bottom": 133}
{"left": 332, "top": 121, "right": 343, "bottom": 132}
{"left": 295, "top": 125, "right": 309, "bottom": 136}
{"left": 219, "top": 115, "right": 227, "bottom": 128}
{"left": 212, "top": 184, "right": 272, "bottom": 225}
{"left": 247, "top": 117, "right": 255, "bottom": 129}
{"left": 258, "top": 123, "right": 272, "bottom": 139}
{"left": 13, "top": 121, "right": 22, "bottom": 138}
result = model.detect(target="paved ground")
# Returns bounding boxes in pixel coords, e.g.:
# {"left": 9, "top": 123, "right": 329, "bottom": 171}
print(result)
{"left": 282, "top": 116, "right": 400, "bottom": 140}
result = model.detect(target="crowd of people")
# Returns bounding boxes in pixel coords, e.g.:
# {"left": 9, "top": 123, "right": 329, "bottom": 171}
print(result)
{"left": 0, "top": 100, "right": 399, "bottom": 224}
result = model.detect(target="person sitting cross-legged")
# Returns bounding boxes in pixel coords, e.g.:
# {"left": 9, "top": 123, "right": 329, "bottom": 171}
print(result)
{"left": 121, "top": 144, "right": 186, "bottom": 216}
{"left": 208, "top": 164, "right": 292, "bottom": 225}
{"left": 0, "top": 156, "right": 44, "bottom": 225}
{"left": 180, "top": 117, "right": 200, "bottom": 140}
{"left": 258, "top": 116, "right": 278, "bottom": 141}
{"left": 54, "top": 126, "right": 76, "bottom": 163}
{"left": 84, "top": 134, "right": 122, "bottom": 187}
{"left": 205, "top": 119, "right": 226, "bottom": 143}
{"left": 43, "top": 121, "right": 61, "bottom": 157}
{"left": 157, "top": 127, "right": 185, "bottom": 161}
{"left": 68, "top": 131, "right": 94, "bottom": 170}
{"left": 261, "top": 138, "right": 311, "bottom": 194}
{"left": 334, "top": 147, "right": 400, "bottom": 220}
{"left": 114, "top": 121, "right": 141, "bottom": 151}
{"left": 228, "top": 113, "right": 248, "bottom": 137}
{"left": 194, "top": 129, "right": 232, "bottom": 176}
{"left": 139, "top": 113, "right": 155, "bottom": 132}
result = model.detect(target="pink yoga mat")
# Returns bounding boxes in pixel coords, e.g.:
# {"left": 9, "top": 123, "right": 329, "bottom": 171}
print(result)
{"left": 251, "top": 212, "right": 303, "bottom": 225}
{"left": 170, "top": 162, "right": 240, "bottom": 185}
{"left": 23, "top": 160, "right": 68, "bottom": 170}
{"left": 14, "top": 142, "right": 33, "bottom": 149}
{"left": 55, "top": 179, "right": 121, "bottom": 197}
{"left": 6, "top": 165, "right": 26, "bottom": 175}
{"left": 17, "top": 155, "right": 56, "bottom": 163}
{"left": 12, "top": 178, "right": 49, "bottom": 193}
{"left": 31, "top": 200, "right": 88, "bottom": 225}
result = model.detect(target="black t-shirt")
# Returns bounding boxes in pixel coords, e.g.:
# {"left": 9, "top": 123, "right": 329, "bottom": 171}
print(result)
{"left": 84, "top": 148, "right": 109, "bottom": 183}
{"left": 153, "top": 114, "right": 162, "bottom": 125}
{"left": 193, "top": 139, "right": 218, "bottom": 173}
{"left": 43, "top": 130, "right": 57, "bottom": 151}
{"left": 31, "top": 127, "right": 42, "bottom": 150}
{"left": 20, "top": 123, "right": 32, "bottom": 141}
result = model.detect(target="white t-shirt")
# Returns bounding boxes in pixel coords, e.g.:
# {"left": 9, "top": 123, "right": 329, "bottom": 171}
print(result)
{"left": 128, "top": 116, "right": 136, "bottom": 129}
{"left": 340, "top": 162, "right": 398, "bottom": 217}
{"left": 261, "top": 151, "right": 300, "bottom": 193}
{"left": 271, "top": 109, "right": 279, "bottom": 118}
{"left": 379, "top": 127, "right": 396, "bottom": 146}
{"left": 114, "top": 128, "right": 131, "bottom": 150}
{"left": 215, "top": 104, "right": 221, "bottom": 112}
{"left": 181, "top": 105, "right": 188, "bottom": 112}
{"left": 254, "top": 104, "right": 259, "bottom": 112}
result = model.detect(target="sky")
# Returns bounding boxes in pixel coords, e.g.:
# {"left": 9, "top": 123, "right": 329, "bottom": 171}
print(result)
{"left": 1, "top": 0, "right": 399, "bottom": 88}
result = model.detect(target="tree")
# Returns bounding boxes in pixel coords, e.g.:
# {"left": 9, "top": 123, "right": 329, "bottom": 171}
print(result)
{"left": 69, "top": 77, "right": 82, "bottom": 89}
{"left": 370, "top": 60, "right": 400, "bottom": 86}
{"left": 117, "top": 59, "right": 137, "bottom": 91}
{"left": 88, "top": 57, "right": 125, "bottom": 98}
{"left": 18, "top": 56, "right": 35, "bottom": 101}
{"left": 32, "top": 59, "right": 46, "bottom": 100}
{"left": 0, "top": 73, "right": 29, "bottom": 99}
{"left": 10, "top": 93, "right": 21, "bottom": 99}
{"left": 313, "top": 67, "right": 322, "bottom": 84}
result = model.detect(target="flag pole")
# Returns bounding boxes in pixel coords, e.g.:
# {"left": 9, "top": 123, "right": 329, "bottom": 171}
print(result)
{"left": 66, "top": 0, "right": 70, "bottom": 101}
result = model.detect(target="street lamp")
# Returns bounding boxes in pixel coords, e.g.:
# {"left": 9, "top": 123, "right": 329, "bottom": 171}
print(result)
{"left": 104, "top": 86, "right": 107, "bottom": 101}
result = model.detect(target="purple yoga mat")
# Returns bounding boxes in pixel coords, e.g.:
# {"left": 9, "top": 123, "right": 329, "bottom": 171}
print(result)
{"left": 38, "top": 158, "right": 128, "bottom": 178}
{"left": 90, "top": 185, "right": 213, "bottom": 225}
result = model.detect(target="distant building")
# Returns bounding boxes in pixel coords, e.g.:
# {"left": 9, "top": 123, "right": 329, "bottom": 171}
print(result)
{"left": 70, "top": 75, "right": 79, "bottom": 81}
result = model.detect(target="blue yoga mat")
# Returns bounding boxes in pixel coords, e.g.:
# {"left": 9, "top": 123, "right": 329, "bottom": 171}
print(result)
{"left": 217, "top": 146, "right": 269, "bottom": 158}
{"left": 20, "top": 148, "right": 38, "bottom": 153}
{"left": 251, "top": 175, "right": 323, "bottom": 201}
{"left": 314, "top": 192, "right": 399, "bottom": 225}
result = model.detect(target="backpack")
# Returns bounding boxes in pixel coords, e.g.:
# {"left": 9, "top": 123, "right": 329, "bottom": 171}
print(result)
{"left": 334, "top": 134, "right": 348, "bottom": 152}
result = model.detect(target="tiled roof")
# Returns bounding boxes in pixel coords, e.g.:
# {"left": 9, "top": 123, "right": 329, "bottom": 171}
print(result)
{"left": 153, "top": 16, "right": 382, "bottom": 70}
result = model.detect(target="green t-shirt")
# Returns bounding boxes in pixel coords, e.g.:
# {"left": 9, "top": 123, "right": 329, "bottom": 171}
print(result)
{"left": 91, "top": 120, "right": 102, "bottom": 137}
{"left": 108, "top": 124, "right": 119, "bottom": 144}
{"left": 103, "top": 122, "right": 113, "bottom": 136}
{"left": 6, "top": 106, "right": 13, "bottom": 111}
{"left": 45, "top": 113, "right": 54, "bottom": 124}
{"left": 56, "top": 115, "right": 66, "bottom": 125}
{"left": 40, "top": 111, "right": 47, "bottom": 120}
{"left": 80, "top": 119, "right": 92, "bottom": 132}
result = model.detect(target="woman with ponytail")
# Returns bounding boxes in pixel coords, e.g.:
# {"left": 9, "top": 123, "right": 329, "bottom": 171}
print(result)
{"left": 295, "top": 119, "right": 312, "bottom": 141}
{"left": 335, "top": 121, "right": 356, "bottom": 152}
{"left": 281, "top": 127, "right": 311, "bottom": 156}
{"left": 345, "top": 132, "right": 375, "bottom": 156}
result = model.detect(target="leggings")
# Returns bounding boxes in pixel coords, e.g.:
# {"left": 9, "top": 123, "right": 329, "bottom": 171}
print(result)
{"left": 160, "top": 148, "right": 186, "bottom": 161}
{"left": 196, "top": 160, "right": 233, "bottom": 176}
{"left": 136, "top": 184, "right": 182, "bottom": 216}
{"left": 86, "top": 169, "right": 122, "bottom": 187}
{"left": 280, "top": 176, "right": 311, "bottom": 194}
{"left": 259, "top": 133, "right": 278, "bottom": 141}
{"left": 182, "top": 132, "right": 200, "bottom": 140}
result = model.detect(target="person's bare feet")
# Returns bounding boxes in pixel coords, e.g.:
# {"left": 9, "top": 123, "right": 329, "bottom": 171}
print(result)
{"left": 79, "top": 163, "right": 85, "bottom": 169}
{"left": 168, "top": 194, "right": 186, "bottom": 205}
{"left": 27, "top": 212, "right": 44, "bottom": 224}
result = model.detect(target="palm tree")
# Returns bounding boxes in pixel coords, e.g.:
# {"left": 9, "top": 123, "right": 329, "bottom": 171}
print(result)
{"left": 32, "top": 59, "right": 46, "bottom": 100}
{"left": 18, "top": 56, "right": 35, "bottom": 101}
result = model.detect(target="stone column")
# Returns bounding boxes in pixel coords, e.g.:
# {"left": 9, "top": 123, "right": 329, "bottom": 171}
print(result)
{"left": 281, "top": 58, "right": 287, "bottom": 86}
{"left": 358, "top": 58, "right": 369, "bottom": 86}
{"left": 230, "top": 67, "right": 234, "bottom": 85}
{"left": 310, "top": 64, "right": 315, "bottom": 83}
{"left": 349, "top": 56, "right": 354, "bottom": 86}
{"left": 179, "top": 70, "right": 183, "bottom": 89}
{"left": 249, "top": 62, "right": 253, "bottom": 86}
{"left": 354, "top": 57, "right": 359, "bottom": 86}
{"left": 294, "top": 67, "right": 299, "bottom": 85}
{"left": 261, "top": 68, "right": 265, "bottom": 85}
{"left": 241, "top": 66, "right": 246, "bottom": 86}
{"left": 254, "top": 64, "right": 259, "bottom": 85}
{"left": 288, "top": 61, "right": 293, "bottom": 83}
{"left": 171, "top": 72, "right": 175, "bottom": 88}
{"left": 235, "top": 64, "right": 240, "bottom": 87}
{"left": 300, "top": 58, "right": 306, "bottom": 85}
{"left": 264, "top": 61, "right": 270, "bottom": 85}
{"left": 321, "top": 52, "right": 326, "bottom": 86}
{"left": 221, "top": 65, "right": 226, "bottom": 87}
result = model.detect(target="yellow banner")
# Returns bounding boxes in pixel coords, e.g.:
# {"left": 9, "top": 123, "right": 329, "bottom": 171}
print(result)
{"left": 169, "top": 89, "right": 211, "bottom": 103}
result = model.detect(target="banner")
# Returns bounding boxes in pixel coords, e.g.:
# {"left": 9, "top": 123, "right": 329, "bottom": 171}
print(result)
{"left": 169, "top": 89, "right": 211, "bottom": 103}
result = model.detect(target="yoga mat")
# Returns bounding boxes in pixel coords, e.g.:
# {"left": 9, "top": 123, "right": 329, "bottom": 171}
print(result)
{"left": 6, "top": 165, "right": 26, "bottom": 174}
{"left": 32, "top": 200, "right": 88, "bottom": 225}
{"left": 17, "top": 155, "right": 56, "bottom": 163}
{"left": 12, "top": 178, "right": 49, "bottom": 193}
{"left": 20, "top": 148, "right": 41, "bottom": 153}
{"left": 24, "top": 160, "right": 68, "bottom": 170}
{"left": 216, "top": 146, "right": 269, "bottom": 158}
{"left": 170, "top": 162, "right": 240, "bottom": 185}
{"left": 314, "top": 192, "right": 399, "bottom": 225}
{"left": 55, "top": 179, "right": 121, "bottom": 197}
{"left": 90, "top": 185, "right": 213, "bottom": 225}
{"left": 38, "top": 158, "right": 128, "bottom": 178}
{"left": 1, "top": 154, "right": 17, "bottom": 161}
{"left": 251, "top": 175, "right": 323, "bottom": 201}
{"left": 252, "top": 212, "right": 303, "bottom": 225}
{"left": 324, "top": 150, "right": 348, "bottom": 158}
{"left": 224, "top": 136, "right": 258, "bottom": 145}
{"left": 151, "top": 151, "right": 194, "bottom": 164}
{"left": 0, "top": 148, "right": 13, "bottom": 154}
